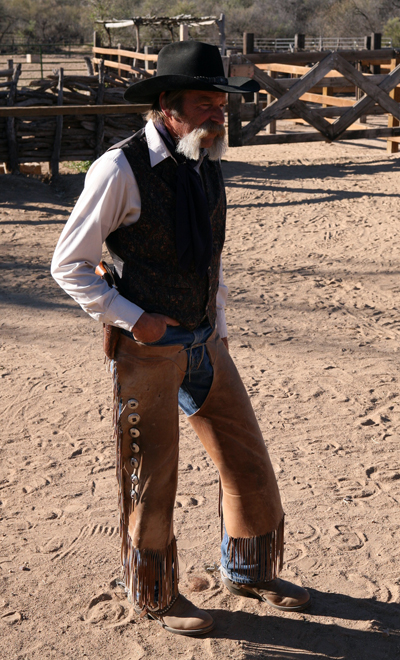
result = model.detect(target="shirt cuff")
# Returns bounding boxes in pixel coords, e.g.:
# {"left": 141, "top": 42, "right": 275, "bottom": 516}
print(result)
{"left": 101, "top": 292, "right": 144, "bottom": 332}
{"left": 216, "top": 307, "right": 228, "bottom": 339}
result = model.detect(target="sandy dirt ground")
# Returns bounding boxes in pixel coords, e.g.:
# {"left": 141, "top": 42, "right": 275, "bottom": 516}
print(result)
{"left": 1, "top": 136, "right": 400, "bottom": 660}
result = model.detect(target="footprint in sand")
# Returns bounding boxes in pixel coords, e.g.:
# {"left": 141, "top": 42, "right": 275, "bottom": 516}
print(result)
{"left": 175, "top": 495, "right": 205, "bottom": 508}
{"left": 330, "top": 525, "right": 366, "bottom": 551}
{"left": 51, "top": 523, "right": 119, "bottom": 561}
{"left": 83, "top": 581, "right": 135, "bottom": 629}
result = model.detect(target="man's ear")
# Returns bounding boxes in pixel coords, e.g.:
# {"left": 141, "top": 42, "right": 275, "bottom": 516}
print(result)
{"left": 159, "top": 92, "right": 172, "bottom": 118}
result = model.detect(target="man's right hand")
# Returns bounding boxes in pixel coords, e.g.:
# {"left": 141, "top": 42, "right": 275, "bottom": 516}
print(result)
{"left": 131, "top": 312, "right": 180, "bottom": 344}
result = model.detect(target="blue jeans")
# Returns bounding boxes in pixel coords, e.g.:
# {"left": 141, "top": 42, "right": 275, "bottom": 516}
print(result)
{"left": 122, "top": 319, "right": 214, "bottom": 415}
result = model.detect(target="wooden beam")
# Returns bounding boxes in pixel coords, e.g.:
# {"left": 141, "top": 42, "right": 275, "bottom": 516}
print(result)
{"left": 50, "top": 68, "right": 64, "bottom": 178}
{"left": 228, "top": 93, "right": 242, "bottom": 146}
{"left": 92, "top": 57, "right": 154, "bottom": 78}
{"left": 247, "top": 126, "right": 400, "bottom": 145}
{"left": 245, "top": 48, "right": 397, "bottom": 65}
{"left": 387, "top": 57, "right": 400, "bottom": 154}
{"left": 0, "top": 104, "right": 151, "bottom": 117}
{"left": 95, "top": 60, "right": 105, "bottom": 160}
{"left": 93, "top": 46, "right": 158, "bottom": 62}
{"left": 6, "top": 63, "right": 21, "bottom": 174}
{"left": 270, "top": 73, "right": 387, "bottom": 90}
{"left": 300, "top": 92, "right": 354, "bottom": 107}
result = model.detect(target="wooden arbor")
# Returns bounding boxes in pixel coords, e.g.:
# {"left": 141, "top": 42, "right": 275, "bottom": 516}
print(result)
{"left": 228, "top": 50, "right": 400, "bottom": 147}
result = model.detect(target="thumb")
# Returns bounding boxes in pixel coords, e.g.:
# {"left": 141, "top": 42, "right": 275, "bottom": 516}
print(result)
{"left": 164, "top": 316, "right": 180, "bottom": 326}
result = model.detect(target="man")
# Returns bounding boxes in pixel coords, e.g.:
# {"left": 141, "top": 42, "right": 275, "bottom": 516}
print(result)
{"left": 51, "top": 41, "right": 310, "bottom": 636}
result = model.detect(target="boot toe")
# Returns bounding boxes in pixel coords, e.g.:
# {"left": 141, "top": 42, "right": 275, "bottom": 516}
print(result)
{"left": 260, "top": 578, "right": 311, "bottom": 611}
{"left": 149, "top": 594, "right": 215, "bottom": 636}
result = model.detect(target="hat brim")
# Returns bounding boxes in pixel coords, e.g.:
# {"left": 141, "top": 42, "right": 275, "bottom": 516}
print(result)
{"left": 124, "top": 74, "right": 260, "bottom": 104}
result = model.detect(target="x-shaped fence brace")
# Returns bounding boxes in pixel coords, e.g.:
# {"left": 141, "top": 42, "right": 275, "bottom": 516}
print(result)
{"left": 230, "top": 51, "right": 400, "bottom": 146}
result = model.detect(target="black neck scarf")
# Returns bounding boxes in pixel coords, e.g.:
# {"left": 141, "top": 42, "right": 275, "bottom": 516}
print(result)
{"left": 155, "top": 122, "right": 213, "bottom": 278}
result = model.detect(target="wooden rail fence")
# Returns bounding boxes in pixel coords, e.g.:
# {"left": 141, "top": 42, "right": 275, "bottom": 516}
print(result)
{"left": 0, "top": 59, "right": 149, "bottom": 175}
{"left": 228, "top": 48, "right": 400, "bottom": 154}
{"left": 3, "top": 44, "right": 400, "bottom": 176}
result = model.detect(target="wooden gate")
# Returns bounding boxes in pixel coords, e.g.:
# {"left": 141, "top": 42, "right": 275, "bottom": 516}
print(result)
{"left": 228, "top": 50, "right": 400, "bottom": 147}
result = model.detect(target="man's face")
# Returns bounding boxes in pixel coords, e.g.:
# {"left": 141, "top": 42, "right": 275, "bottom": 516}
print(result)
{"left": 163, "top": 90, "right": 227, "bottom": 148}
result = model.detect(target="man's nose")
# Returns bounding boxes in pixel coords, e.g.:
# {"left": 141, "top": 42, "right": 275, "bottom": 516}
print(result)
{"left": 210, "top": 106, "right": 225, "bottom": 124}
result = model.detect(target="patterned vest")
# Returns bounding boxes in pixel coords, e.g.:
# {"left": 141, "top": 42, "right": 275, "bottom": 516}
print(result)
{"left": 106, "top": 129, "right": 226, "bottom": 331}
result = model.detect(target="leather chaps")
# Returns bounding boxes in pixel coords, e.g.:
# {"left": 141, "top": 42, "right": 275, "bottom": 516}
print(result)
{"left": 112, "top": 331, "right": 284, "bottom": 611}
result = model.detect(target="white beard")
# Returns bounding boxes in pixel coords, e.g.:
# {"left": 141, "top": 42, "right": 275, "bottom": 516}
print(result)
{"left": 176, "top": 121, "right": 227, "bottom": 161}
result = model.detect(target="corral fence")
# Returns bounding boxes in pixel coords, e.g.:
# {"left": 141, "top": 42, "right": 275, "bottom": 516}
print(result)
{"left": 1, "top": 36, "right": 400, "bottom": 176}
{"left": 227, "top": 46, "right": 400, "bottom": 155}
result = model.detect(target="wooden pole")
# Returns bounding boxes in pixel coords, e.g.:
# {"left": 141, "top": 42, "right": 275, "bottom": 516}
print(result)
{"left": 180, "top": 24, "right": 189, "bottom": 41}
{"left": 95, "top": 60, "right": 105, "bottom": 160}
{"left": 218, "top": 13, "right": 226, "bottom": 57}
{"left": 93, "top": 31, "right": 101, "bottom": 73}
{"left": 5, "top": 63, "right": 21, "bottom": 174}
{"left": 371, "top": 34, "right": 381, "bottom": 74}
{"left": 228, "top": 92, "right": 243, "bottom": 147}
{"left": 266, "top": 70, "right": 276, "bottom": 134}
{"left": 243, "top": 33, "right": 254, "bottom": 55}
{"left": 84, "top": 56, "right": 94, "bottom": 75}
{"left": 294, "top": 34, "right": 305, "bottom": 51}
{"left": 356, "top": 61, "right": 367, "bottom": 123}
{"left": 117, "top": 43, "right": 121, "bottom": 77}
{"left": 387, "top": 57, "right": 400, "bottom": 154}
{"left": 50, "top": 68, "right": 64, "bottom": 178}
{"left": 144, "top": 46, "right": 155, "bottom": 71}
{"left": 7, "top": 59, "right": 13, "bottom": 82}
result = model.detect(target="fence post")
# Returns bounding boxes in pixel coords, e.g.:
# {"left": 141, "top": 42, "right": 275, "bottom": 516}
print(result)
{"left": 228, "top": 92, "right": 243, "bottom": 147}
{"left": 95, "top": 60, "right": 105, "bottom": 160}
{"left": 144, "top": 46, "right": 155, "bottom": 71}
{"left": 180, "top": 24, "right": 189, "bottom": 41}
{"left": 7, "top": 59, "right": 13, "bottom": 82}
{"left": 387, "top": 56, "right": 400, "bottom": 154}
{"left": 266, "top": 71, "right": 276, "bottom": 134}
{"left": 5, "top": 63, "right": 21, "bottom": 174}
{"left": 364, "top": 35, "right": 371, "bottom": 50}
{"left": 50, "top": 68, "right": 64, "bottom": 179}
{"left": 84, "top": 56, "right": 94, "bottom": 75}
{"left": 243, "top": 32, "right": 254, "bottom": 55}
{"left": 356, "top": 61, "right": 367, "bottom": 124}
{"left": 117, "top": 43, "right": 121, "bottom": 77}
{"left": 218, "top": 14, "right": 226, "bottom": 57}
{"left": 294, "top": 34, "right": 305, "bottom": 51}
{"left": 371, "top": 33, "right": 381, "bottom": 74}
{"left": 93, "top": 31, "right": 101, "bottom": 73}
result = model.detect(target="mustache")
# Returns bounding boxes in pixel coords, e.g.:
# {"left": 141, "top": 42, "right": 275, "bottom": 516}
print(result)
{"left": 196, "top": 119, "right": 226, "bottom": 137}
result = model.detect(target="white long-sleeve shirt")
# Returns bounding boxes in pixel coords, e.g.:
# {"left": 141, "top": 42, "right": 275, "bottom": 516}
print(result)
{"left": 51, "top": 120, "right": 228, "bottom": 337}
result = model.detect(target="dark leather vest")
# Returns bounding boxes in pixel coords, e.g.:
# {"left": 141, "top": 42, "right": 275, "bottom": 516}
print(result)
{"left": 106, "top": 129, "right": 226, "bottom": 331}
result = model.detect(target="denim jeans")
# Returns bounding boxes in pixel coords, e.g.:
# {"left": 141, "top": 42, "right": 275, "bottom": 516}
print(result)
{"left": 122, "top": 319, "right": 214, "bottom": 415}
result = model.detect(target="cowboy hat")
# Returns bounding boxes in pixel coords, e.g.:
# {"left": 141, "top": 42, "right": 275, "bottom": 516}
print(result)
{"left": 124, "top": 40, "right": 259, "bottom": 103}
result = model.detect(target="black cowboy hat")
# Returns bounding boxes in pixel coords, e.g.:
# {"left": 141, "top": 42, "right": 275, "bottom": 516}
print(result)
{"left": 124, "top": 40, "right": 260, "bottom": 104}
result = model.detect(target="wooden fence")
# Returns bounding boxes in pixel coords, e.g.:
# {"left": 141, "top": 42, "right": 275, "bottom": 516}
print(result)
{"left": 2, "top": 44, "right": 400, "bottom": 176}
{"left": 0, "top": 60, "right": 149, "bottom": 175}
{"left": 227, "top": 48, "right": 400, "bottom": 154}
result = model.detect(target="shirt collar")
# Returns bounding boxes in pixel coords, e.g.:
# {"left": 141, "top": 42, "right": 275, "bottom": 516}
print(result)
{"left": 145, "top": 119, "right": 207, "bottom": 171}
{"left": 145, "top": 119, "right": 171, "bottom": 168}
